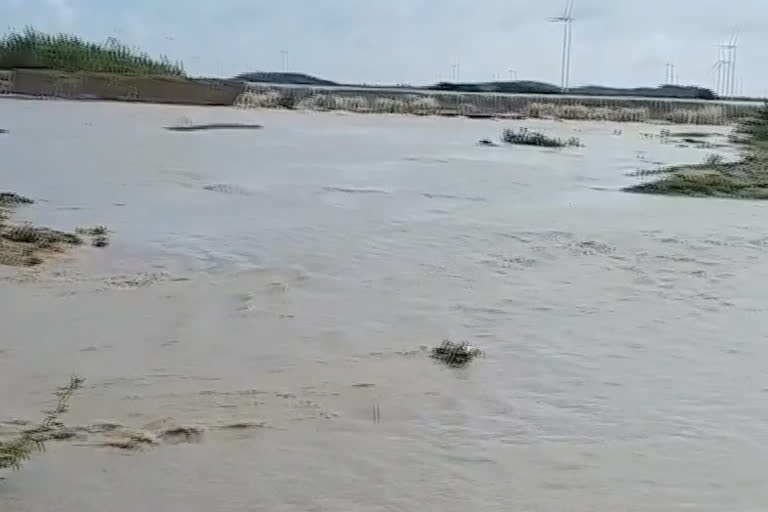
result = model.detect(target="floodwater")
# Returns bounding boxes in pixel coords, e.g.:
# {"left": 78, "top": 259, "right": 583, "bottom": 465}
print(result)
{"left": 2, "top": 99, "right": 768, "bottom": 511}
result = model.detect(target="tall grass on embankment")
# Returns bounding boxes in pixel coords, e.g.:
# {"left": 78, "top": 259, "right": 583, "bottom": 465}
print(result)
{"left": 0, "top": 27, "right": 184, "bottom": 76}
{"left": 624, "top": 103, "right": 768, "bottom": 199}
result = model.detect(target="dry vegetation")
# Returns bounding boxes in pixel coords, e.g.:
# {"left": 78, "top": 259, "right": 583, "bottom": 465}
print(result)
{"left": 234, "top": 87, "right": 744, "bottom": 125}
{"left": 235, "top": 89, "right": 445, "bottom": 115}
{"left": 625, "top": 103, "right": 768, "bottom": 199}
{"left": 502, "top": 127, "right": 582, "bottom": 148}
{"left": 0, "top": 193, "right": 106, "bottom": 266}
{"left": 524, "top": 102, "right": 651, "bottom": 123}
{"left": 431, "top": 341, "right": 484, "bottom": 367}
{"left": 524, "top": 102, "right": 731, "bottom": 125}
{"left": 76, "top": 225, "right": 111, "bottom": 247}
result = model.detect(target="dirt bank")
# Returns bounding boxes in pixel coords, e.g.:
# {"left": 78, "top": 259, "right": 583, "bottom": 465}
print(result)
{"left": 9, "top": 69, "right": 245, "bottom": 106}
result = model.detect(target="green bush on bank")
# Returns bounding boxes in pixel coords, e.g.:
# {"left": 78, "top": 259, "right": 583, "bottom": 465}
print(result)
{"left": 0, "top": 27, "right": 184, "bottom": 76}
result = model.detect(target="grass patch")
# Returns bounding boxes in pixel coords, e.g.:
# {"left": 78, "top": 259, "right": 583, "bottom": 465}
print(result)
{"left": 0, "top": 27, "right": 183, "bottom": 75}
{"left": 0, "top": 193, "right": 33, "bottom": 206}
{"left": 4, "top": 225, "right": 82, "bottom": 246}
{"left": 502, "top": 128, "right": 582, "bottom": 148}
{"left": 76, "top": 225, "right": 110, "bottom": 248}
{"left": 0, "top": 196, "right": 101, "bottom": 266}
{"left": 75, "top": 225, "right": 107, "bottom": 236}
{"left": 524, "top": 102, "right": 650, "bottom": 123}
{"left": 625, "top": 103, "right": 768, "bottom": 199}
{"left": 0, "top": 376, "right": 84, "bottom": 471}
{"left": 626, "top": 171, "right": 768, "bottom": 198}
{"left": 431, "top": 341, "right": 483, "bottom": 367}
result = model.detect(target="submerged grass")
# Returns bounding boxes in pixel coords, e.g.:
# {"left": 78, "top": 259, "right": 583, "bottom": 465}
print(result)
{"left": 0, "top": 193, "right": 101, "bottom": 266}
{"left": 502, "top": 127, "right": 582, "bottom": 148}
{"left": 76, "top": 225, "right": 111, "bottom": 248}
{"left": 0, "top": 375, "right": 84, "bottom": 471}
{"left": 431, "top": 341, "right": 484, "bottom": 367}
{"left": 625, "top": 103, "right": 768, "bottom": 199}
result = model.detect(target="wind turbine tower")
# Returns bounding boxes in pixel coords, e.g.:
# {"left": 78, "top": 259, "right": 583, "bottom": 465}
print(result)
{"left": 712, "top": 47, "right": 728, "bottom": 96}
{"left": 665, "top": 63, "right": 677, "bottom": 85}
{"left": 716, "top": 30, "right": 739, "bottom": 97}
{"left": 549, "top": 0, "right": 575, "bottom": 92}
{"left": 280, "top": 50, "right": 288, "bottom": 73}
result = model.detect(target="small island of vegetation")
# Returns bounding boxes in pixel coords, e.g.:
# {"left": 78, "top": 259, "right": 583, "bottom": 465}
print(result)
{"left": 624, "top": 103, "right": 768, "bottom": 199}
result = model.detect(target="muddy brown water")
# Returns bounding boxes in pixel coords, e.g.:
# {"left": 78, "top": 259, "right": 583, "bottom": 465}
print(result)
{"left": 1, "top": 99, "right": 768, "bottom": 511}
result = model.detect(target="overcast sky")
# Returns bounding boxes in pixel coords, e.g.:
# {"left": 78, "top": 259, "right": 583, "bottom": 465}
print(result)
{"left": 2, "top": 0, "right": 767, "bottom": 96}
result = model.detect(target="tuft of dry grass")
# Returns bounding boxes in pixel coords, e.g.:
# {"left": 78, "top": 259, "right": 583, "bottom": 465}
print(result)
{"left": 234, "top": 90, "right": 282, "bottom": 108}
{"left": 431, "top": 341, "right": 483, "bottom": 367}
{"left": 664, "top": 106, "right": 726, "bottom": 125}
{"left": 76, "top": 225, "right": 111, "bottom": 248}
{"left": 524, "top": 102, "right": 650, "bottom": 123}
{"left": 76, "top": 225, "right": 107, "bottom": 236}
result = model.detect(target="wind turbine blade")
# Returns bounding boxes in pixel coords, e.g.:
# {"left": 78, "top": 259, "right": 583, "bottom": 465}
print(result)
{"left": 566, "top": 0, "right": 575, "bottom": 18}
{"left": 732, "top": 30, "right": 740, "bottom": 46}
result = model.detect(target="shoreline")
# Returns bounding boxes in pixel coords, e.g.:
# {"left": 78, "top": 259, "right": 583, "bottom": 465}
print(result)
{"left": 624, "top": 106, "right": 768, "bottom": 199}
{"left": 0, "top": 68, "right": 759, "bottom": 124}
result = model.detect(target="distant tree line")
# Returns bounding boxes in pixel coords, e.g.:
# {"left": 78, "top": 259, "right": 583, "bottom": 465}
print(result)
{"left": 431, "top": 81, "right": 716, "bottom": 100}
{"left": 237, "top": 71, "right": 718, "bottom": 100}
{"left": 235, "top": 71, "right": 337, "bottom": 86}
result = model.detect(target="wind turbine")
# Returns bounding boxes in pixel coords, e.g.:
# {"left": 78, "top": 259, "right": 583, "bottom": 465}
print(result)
{"left": 729, "top": 31, "right": 739, "bottom": 97}
{"left": 665, "top": 63, "right": 677, "bottom": 85}
{"left": 715, "top": 30, "right": 738, "bottom": 97}
{"left": 549, "top": 0, "right": 575, "bottom": 92}
{"left": 280, "top": 50, "right": 288, "bottom": 73}
{"left": 712, "top": 47, "right": 729, "bottom": 96}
